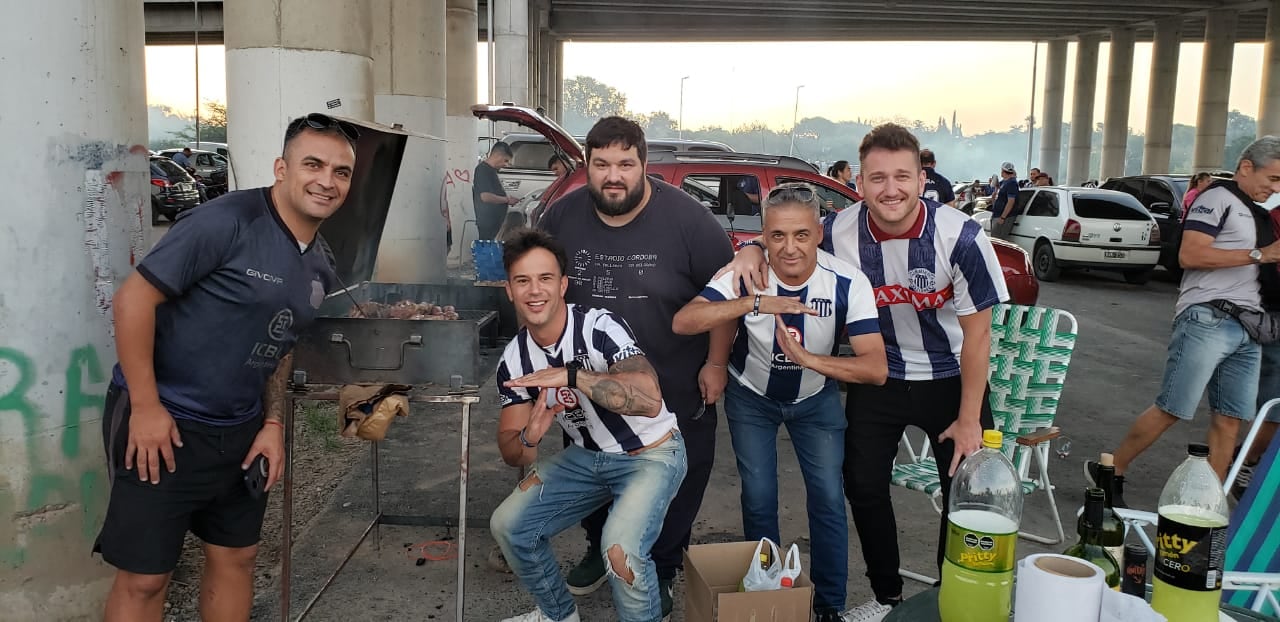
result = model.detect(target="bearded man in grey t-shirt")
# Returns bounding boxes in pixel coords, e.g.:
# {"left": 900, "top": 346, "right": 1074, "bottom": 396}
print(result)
{"left": 1086, "top": 136, "right": 1280, "bottom": 506}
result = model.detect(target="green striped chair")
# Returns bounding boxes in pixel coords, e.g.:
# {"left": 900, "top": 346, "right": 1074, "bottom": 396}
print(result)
{"left": 890, "top": 303, "right": 1077, "bottom": 549}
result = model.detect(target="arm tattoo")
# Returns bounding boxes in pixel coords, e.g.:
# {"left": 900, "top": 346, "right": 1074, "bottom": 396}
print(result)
{"left": 263, "top": 353, "right": 292, "bottom": 422}
{"left": 587, "top": 378, "right": 663, "bottom": 417}
{"left": 610, "top": 354, "right": 659, "bottom": 382}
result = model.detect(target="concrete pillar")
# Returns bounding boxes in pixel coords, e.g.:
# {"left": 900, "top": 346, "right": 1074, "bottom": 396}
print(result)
{"left": 538, "top": 32, "right": 553, "bottom": 114}
{"left": 1193, "top": 11, "right": 1238, "bottom": 172}
{"left": 371, "top": 0, "right": 448, "bottom": 284}
{"left": 494, "top": 0, "right": 530, "bottom": 106}
{"left": 1067, "top": 35, "right": 1101, "bottom": 186}
{"left": 1143, "top": 18, "right": 1182, "bottom": 173}
{"left": 551, "top": 38, "right": 564, "bottom": 123}
{"left": 1, "top": 1, "right": 149, "bottom": 618}
{"left": 1100, "top": 27, "right": 1135, "bottom": 180}
{"left": 225, "top": 0, "right": 374, "bottom": 189}
{"left": 1039, "top": 39, "right": 1068, "bottom": 181}
{"left": 1260, "top": 0, "right": 1280, "bottom": 137}
{"left": 446, "top": 0, "right": 479, "bottom": 267}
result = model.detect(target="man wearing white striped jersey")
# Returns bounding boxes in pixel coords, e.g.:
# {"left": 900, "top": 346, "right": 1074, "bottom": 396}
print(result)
{"left": 490, "top": 229, "right": 686, "bottom": 622}
{"left": 723, "top": 124, "right": 1007, "bottom": 621}
{"left": 673, "top": 184, "right": 887, "bottom": 622}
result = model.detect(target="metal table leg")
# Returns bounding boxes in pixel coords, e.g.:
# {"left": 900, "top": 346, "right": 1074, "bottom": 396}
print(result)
{"left": 457, "top": 401, "right": 471, "bottom": 622}
{"left": 281, "top": 394, "right": 296, "bottom": 622}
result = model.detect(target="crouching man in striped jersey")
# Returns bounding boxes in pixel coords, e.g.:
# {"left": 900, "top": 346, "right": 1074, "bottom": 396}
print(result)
{"left": 673, "top": 183, "right": 888, "bottom": 622}
{"left": 490, "top": 228, "right": 687, "bottom": 622}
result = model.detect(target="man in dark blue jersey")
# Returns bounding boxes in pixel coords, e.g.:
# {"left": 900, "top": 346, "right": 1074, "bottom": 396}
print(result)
{"left": 94, "top": 113, "right": 358, "bottom": 622}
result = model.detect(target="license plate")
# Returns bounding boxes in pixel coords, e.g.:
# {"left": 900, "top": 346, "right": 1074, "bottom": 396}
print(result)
{"left": 1104, "top": 250, "right": 1127, "bottom": 259}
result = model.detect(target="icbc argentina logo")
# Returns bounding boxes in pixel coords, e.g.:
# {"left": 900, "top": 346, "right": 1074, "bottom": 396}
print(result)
{"left": 556, "top": 387, "right": 579, "bottom": 408}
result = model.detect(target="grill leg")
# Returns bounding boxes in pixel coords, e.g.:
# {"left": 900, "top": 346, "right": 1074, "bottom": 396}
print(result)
{"left": 372, "top": 441, "right": 381, "bottom": 550}
{"left": 457, "top": 402, "right": 471, "bottom": 622}
{"left": 281, "top": 395, "right": 296, "bottom": 622}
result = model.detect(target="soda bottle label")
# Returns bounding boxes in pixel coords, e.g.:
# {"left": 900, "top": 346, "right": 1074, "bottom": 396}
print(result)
{"left": 944, "top": 519, "right": 1017, "bottom": 573}
{"left": 1154, "top": 515, "right": 1227, "bottom": 591}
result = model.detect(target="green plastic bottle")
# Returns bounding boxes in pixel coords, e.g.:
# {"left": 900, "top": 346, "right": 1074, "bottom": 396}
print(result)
{"left": 939, "top": 430, "right": 1024, "bottom": 622}
{"left": 1150, "top": 443, "right": 1230, "bottom": 622}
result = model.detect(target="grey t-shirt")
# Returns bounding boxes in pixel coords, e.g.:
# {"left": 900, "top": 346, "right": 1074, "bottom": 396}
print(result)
{"left": 1176, "top": 185, "right": 1261, "bottom": 315}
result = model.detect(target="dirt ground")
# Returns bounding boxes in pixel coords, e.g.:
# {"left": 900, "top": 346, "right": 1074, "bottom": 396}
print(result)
{"left": 162, "top": 402, "right": 363, "bottom": 621}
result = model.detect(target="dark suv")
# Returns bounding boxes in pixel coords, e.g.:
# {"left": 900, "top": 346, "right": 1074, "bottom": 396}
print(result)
{"left": 149, "top": 156, "right": 202, "bottom": 224}
{"left": 1100, "top": 175, "right": 1190, "bottom": 275}
{"left": 472, "top": 105, "right": 1038, "bottom": 305}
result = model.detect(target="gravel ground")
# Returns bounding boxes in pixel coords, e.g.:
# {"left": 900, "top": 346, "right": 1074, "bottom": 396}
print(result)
{"left": 162, "top": 402, "right": 363, "bottom": 621}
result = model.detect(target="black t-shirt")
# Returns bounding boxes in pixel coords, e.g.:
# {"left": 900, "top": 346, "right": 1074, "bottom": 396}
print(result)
{"left": 111, "top": 189, "right": 338, "bottom": 425}
{"left": 472, "top": 161, "right": 506, "bottom": 210}
{"left": 922, "top": 167, "right": 955, "bottom": 204}
{"left": 539, "top": 179, "right": 735, "bottom": 417}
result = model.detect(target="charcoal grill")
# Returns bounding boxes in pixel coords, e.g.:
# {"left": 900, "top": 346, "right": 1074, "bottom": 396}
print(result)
{"left": 292, "top": 282, "right": 497, "bottom": 386}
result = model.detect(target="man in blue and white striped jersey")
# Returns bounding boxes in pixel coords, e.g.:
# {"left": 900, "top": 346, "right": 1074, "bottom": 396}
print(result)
{"left": 490, "top": 228, "right": 686, "bottom": 622}
{"left": 673, "top": 184, "right": 887, "bottom": 622}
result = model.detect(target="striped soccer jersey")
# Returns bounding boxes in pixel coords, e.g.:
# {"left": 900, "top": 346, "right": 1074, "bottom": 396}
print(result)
{"left": 700, "top": 249, "right": 880, "bottom": 403}
{"left": 496, "top": 304, "right": 677, "bottom": 454}
{"left": 822, "top": 199, "right": 1007, "bottom": 381}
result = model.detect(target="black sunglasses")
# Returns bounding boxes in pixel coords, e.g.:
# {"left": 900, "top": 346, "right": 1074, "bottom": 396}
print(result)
{"left": 765, "top": 183, "right": 818, "bottom": 205}
{"left": 287, "top": 113, "right": 361, "bottom": 142}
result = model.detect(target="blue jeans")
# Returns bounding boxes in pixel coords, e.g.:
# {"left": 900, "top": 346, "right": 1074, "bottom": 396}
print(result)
{"left": 1156, "top": 304, "right": 1260, "bottom": 421}
{"left": 490, "top": 432, "right": 687, "bottom": 622}
{"left": 724, "top": 378, "right": 848, "bottom": 610}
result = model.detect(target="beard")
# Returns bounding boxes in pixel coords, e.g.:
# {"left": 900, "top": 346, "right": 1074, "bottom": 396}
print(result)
{"left": 588, "top": 181, "right": 645, "bottom": 217}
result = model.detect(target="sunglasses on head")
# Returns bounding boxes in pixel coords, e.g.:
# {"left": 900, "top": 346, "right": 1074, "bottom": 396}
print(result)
{"left": 765, "top": 183, "right": 818, "bottom": 205}
{"left": 287, "top": 112, "right": 361, "bottom": 142}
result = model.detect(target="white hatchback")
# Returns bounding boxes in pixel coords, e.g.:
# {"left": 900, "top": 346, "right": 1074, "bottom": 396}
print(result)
{"left": 974, "top": 187, "right": 1161, "bottom": 284}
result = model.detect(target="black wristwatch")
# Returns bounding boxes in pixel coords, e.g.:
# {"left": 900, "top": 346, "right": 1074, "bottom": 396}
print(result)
{"left": 567, "top": 365, "right": 578, "bottom": 388}
{"left": 741, "top": 240, "right": 765, "bottom": 251}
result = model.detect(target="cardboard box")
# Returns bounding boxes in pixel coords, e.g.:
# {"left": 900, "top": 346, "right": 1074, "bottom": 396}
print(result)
{"left": 683, "top": 541, "right": 814, "bottom": 622}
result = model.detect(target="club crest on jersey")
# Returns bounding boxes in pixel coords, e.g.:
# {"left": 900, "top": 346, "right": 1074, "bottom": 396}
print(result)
{"left": 809, "top": 298, "right": 833, "bottom": 317}
{"left": 556, "top": 387, "right": 579, "bottom": 409}
{"left": 908, "top": 268, "right": 937, "bottom": 293}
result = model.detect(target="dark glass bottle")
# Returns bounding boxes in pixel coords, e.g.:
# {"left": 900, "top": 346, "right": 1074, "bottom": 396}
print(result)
{"left": 1078, "top": 453, "right": 1126, "bottom": 564}
{"left": 1064, "top": 487, "right": 1120, "bottom": 588}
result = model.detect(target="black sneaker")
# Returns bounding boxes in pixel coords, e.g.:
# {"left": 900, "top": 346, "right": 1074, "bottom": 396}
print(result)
{"left": 1111, "top": 474, "right": 1128, "bottom": 509}
{"left": 814, "top": 608, "right": 842, "bottom": 622}
{"left": 1084, "top": 460, "right": 1099, "bottom": 486}
{"left": 565, "top": 546, "right": 606, "bottom": 596}
{"left": 1231, "top": 461, "right": 1257, "bottom": 501}
{"left": 660, "top": 577, "right": 673, "bottom": 621}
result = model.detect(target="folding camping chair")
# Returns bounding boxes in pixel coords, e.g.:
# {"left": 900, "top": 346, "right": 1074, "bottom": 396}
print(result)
{"left": 1115, "top": 398, "right": 1280, "bottom": 615}
{"left": 891, "top": 304, "right": 1078, "bottom": 583}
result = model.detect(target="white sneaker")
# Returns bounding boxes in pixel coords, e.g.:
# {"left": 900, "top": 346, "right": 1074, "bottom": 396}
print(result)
{"left": 840, "top": 599, "right": 895, "bottom": 622}
{"left": 499, "top": 608, "right": 581, "bottom": 622}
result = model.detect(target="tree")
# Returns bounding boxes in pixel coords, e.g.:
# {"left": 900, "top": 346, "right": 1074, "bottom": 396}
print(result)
{"left": 170, "top": 100, "right": 227, "bottom": 144}
{"left": 561, "top": 76, "right": 631, "bottom": 135}
{"left": 643, "top": 111, "right": 678, "bottom": 138}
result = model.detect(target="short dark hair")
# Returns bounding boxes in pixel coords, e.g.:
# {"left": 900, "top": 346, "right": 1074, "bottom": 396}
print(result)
{"left": 859, "top": 123, "right": 921, "bottom": 167}
{"left": 585, "top": 116, "right": 647, "bottom": 164}
{"left": 502, "top": 228, "right": 567, "bottom": 276}
{"left": 920, "top": 149, "right": 936, "bottom": 166}
{"left": 282, "top": 113, "right": 360, "bottom": 156}
{"left": 490, "top": 142, "right": 513, "bottom": 158}
{"left": 547, "top": 154, "right": 568, "bottom": 169}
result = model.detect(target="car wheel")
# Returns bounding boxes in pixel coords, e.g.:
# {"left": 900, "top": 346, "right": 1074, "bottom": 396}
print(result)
{"left": 1033, "top": 242, "right": 1061, "bottom": 282}
{"left": 151, "top": 200, "right": 162, "bottom": 226}
{"left": 1124, "top": 268, "right": 1153, "bottom": 285}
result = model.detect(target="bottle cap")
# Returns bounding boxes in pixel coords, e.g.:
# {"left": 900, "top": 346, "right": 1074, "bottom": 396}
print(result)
{"left": 1123, "top": 542, "right": 1148, "bottom": 561}
{"left": 781, "top": 577, "right": 793, "bottom": 588}
{"left": 1187, "top": 443, "right": 1210, "bottom": 458}
{"left": 982, "top": 430, "right": 1003, "bottom": 449}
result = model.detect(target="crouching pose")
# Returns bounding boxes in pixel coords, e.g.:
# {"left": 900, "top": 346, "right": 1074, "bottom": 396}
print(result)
{"left": 491, "top": 228, "right": 687, "bottom": 622}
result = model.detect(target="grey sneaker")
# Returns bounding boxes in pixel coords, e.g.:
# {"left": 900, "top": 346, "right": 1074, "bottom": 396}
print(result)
{"left": 840, "top": 598, "right": 897, "bottom": 622}
{"left": 565, "top": 547, "right": 606, "bottom": 596}
{"left": 1231, "top": 461, "right": 1256, "bottom": 501}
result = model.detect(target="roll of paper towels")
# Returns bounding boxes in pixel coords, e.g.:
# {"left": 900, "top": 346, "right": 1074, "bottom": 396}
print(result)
{"left": 1014, "top": 554, "right": 1106, "bottom": 622}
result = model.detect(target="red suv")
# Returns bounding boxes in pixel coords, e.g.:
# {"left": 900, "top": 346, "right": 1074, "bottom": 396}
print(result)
{"left": 473, "top": 105, "right": 1038, "bottom": 305}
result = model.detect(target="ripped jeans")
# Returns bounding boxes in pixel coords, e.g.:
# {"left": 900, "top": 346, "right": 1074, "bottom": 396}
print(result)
{"left": 490, "top": 431, "right": 687, "bottom": 622}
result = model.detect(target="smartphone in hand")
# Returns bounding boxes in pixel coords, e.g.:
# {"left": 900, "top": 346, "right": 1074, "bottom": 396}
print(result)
{"left": 244, "top": 454, "right": 269, "bottom": 499}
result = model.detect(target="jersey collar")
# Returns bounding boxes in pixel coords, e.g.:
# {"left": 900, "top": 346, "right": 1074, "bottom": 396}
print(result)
{"left": 865, "top": 200, "right": 927, "bottom": 242}
{"left": 263, "top": 188, "right": 313, "bottom": 255}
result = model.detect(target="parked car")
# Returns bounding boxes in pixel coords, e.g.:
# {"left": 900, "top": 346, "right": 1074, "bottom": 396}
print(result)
{"left": 492, "top": 131, "right": 734, "bottom": 199}
{"left": 158, "top": 148, "right": 229, "bottom": 177}
{"left": 472, "top": 104, "right": 1039, "bottom": 305}
{"left": 149, "top": 156, "right": 202, "bottom": 224}
{"left": 1099, "top": 174, "right": 1190, "bottom": 275}
{"left": 973, "top": 187, "right": 1161, "bottom": 284}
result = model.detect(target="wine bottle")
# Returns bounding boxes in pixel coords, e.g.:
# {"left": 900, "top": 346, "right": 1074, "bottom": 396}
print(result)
{"left": 1064, "top": 487, "right": 1120, "bottom": 589}
{"left": 1079, "top": 453, "right": 1126, "bottom": 564}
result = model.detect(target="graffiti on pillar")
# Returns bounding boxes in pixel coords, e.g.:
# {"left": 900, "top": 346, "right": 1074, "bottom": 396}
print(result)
{"left": 441, "top": 168, "right": 475, "bottom": 262}
{"left": 0, "top": 345, "right": 108, "bottom": 568}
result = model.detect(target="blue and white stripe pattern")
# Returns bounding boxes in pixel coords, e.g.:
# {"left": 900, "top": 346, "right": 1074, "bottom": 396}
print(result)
{"left": 823, "top": 199, "right": 1008, "bottom": 381}
{"left": 700, "top": 250, "right": 880, "bottom": 403}
{"left": 496, "top": 304, "right": 677, "bottom": 454}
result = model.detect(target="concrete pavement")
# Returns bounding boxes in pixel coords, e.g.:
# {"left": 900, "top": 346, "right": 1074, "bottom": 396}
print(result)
{"left": 253, "top": 268, "right": 1212, "bottom": 621}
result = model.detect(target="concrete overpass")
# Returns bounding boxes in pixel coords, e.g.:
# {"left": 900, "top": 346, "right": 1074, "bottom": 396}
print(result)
{"left": 144, "top": 0, "right": 1272, "bottom": 43}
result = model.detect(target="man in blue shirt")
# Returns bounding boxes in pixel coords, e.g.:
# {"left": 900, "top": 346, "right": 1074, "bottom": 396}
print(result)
{"left": 673, "top": 184, "right": 887, "bottom": 622}
{"left": 920, "top": 149, "right": 956, "bottom": 207}
{"left": 94, "top": 113, "right": 357, "bottom": 622}
{"left": 171, "top": 147, "right": 193, "bottom": 171}
{"left": 988, "top": 161, "right": 1022, "bottom": 240}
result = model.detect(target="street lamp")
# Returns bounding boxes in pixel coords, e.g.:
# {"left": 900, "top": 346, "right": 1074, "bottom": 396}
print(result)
{"left": 679, "top": 75, "right": 690, "bottom": 140}
{"left": 789, "top": 84, "right": 805, "bottom": 157}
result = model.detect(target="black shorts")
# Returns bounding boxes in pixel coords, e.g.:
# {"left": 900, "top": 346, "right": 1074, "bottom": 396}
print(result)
{"left": 93, "top": 383, "right": 269, "bottom": 575}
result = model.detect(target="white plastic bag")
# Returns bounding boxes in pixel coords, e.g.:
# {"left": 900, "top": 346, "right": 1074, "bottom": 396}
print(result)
{"left": 779, "top": 543, "right": 802, "bottom": 588}
{"left": 740, "top": 538, "right": 783, "bottom": 592}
